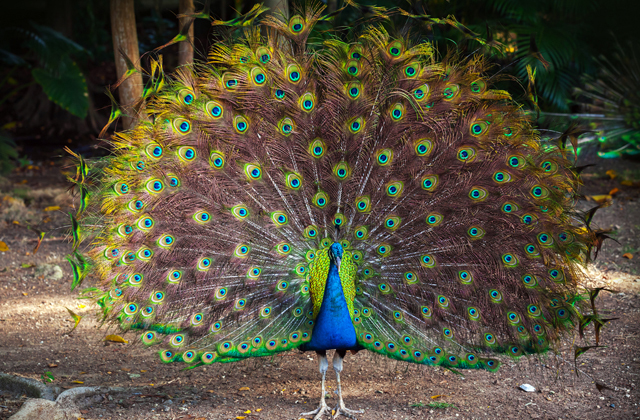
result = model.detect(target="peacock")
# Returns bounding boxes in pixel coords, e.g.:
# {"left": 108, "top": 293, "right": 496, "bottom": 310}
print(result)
{"left": 67, "top": 3, "right": 604, "bottom": 419}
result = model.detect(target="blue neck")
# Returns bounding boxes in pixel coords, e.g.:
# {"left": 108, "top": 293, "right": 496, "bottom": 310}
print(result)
{"left": 305, "top": 263, "right": 357, "bottom": 351}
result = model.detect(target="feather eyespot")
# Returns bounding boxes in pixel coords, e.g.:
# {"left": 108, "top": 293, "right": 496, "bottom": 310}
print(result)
{"left": 289, "top": 15, "right": 305, "bottom": 33}
{"left": 278, "top": 117, "right": 295, "bottom": 136}
{"left": 146, "top": 144, "right": 163, "bottom": 159}
{"left": 347, "top": 82, "right": 361, "bottom": 99}
{"left": 502, "top": 253, "right": 519, "bottom": 267}
{"left": 230, "top": 204, "right": 249, "bottom": 220}
{"left": 157, "top": 234, "right": 175, "bottom": 249}
{"left": 205, "top": 101, "right": 223, "bottom": 118}
{"left": 234, "top": 115, "right": 249, "bottom": 133}
{"left": 284, "top": 172, "right": 302, "bottom": 190}
{"left": 349, "top": 117, "right": 364, "bottom": 134}
{"left": 387, "top": 40, "right": 403, "bottom": 57}
{"left": 256, "top": 47, "right": 271, "bottom": 63}
{"left": 250, "top": 67, "right": 267, "bottom": 85}
{"left": 413, "top": 84, "right": 430, "bottom": 101}
{"left": 244, "top": 163, "right": 262, "bottom": 181}
{"left": 425, "top": 212, "right": 443, "bottom": 226}
{"left": 470, "top": 120, "right": 488, "bottom": 136}
{"left": 458, "top": 270, "right": 473, "bottom": 284}
{"left": 303, "top": 225, "right": 318, "bottom": 239}
{"left": 332, "top": 161, "right": 351, "bottom": 180}
{"left": 177, "top": 89, "right": 195, "bottom": 105}
{"left": 353, "top": 226, "right": 369, "bottom": 240}
{"left": 420, "top": 254, "right": 436, "bottom": 268}
{"left": 167, "top": 270, "right": 182, "bottom": 283}
{"left": 308, "top": 138, "right": 325, "bottom": 158}
{"left": 469, "top": 186, "right": 488, "bottom": 201}
{"left": 384, "top": 216, "right": 401, "bottom": 230}
{"left": 313, "top": 191, "right": 329, "bottom": 208}
{"left": 442, "top": 84, "right": 460, "bottom": 100}
{"left": 234, "top": 244, "right": 251, "bottom": 258}
{"left": 346, "top": 59, "right": 359, "bottom": 76}
{"left": 355, "top": 195, "right": 371, "bottom": 212}
{"left": 172, "top": 118, "right": 191, "bottom": 135}
{"left": 530, "top": 185, "right": 549, "bottom": 199}
{"left": 300, "top": 92, "right": 315, "bottom": 112}
{"left": 457, "top": 146, "right": 477, "bottom": 162}
{"left": 389, "top": 103, "right": 404, "bottom": 121}
{"left": 470, "top": 79, "right": 486, "bottom": 93}
{"left": 286, "top": 64, "right": 301, "bottom": 83}
{"left": 386, "top": 181, "right": 404, "bottom": 197}
{"left": 198, "top": 257, "right": 212, "bottom": 270}
{"left": 270, "top": 211, "right": 288, "bottom": 227}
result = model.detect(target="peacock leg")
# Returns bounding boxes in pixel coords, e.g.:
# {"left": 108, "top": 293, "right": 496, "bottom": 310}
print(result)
{"left": 301, "top": 350, "right": 332, "bottom": 420}
{"left": 331, "top": 349, "right": 364, "bottom": 419}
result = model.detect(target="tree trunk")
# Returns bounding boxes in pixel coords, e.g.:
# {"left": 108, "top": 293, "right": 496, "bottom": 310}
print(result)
{"left": 178, "top": 0, "right": 195, "bottom": 66}
{"left": 263, "top": 0, "right": 289, "bottom": 20}
{"left": 110, "top": 0, "right": 143, "bottom": 130}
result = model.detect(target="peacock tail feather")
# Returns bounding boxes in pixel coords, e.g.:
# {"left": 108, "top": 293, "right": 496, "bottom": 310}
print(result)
{"left": 69, "top": 2, "right": 597, "bottom": 371}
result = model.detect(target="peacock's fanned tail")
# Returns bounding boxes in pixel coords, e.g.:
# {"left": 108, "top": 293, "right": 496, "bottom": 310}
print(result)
{"left": 70, "top": 3, "right": 596, "bottom": 370}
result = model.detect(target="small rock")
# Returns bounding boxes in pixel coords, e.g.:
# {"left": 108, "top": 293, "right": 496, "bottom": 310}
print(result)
{"left": 519, "top": 384, "right": 536, "bottom": 392}
{"left": 610, "top": 404, "right": 615, "bottom": 408}
{"left": 34, "top": 264, "right": 63, "bottom": 282}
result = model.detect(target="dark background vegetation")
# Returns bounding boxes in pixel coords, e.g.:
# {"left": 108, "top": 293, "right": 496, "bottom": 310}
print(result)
{"left": 0, "top": 0, "right": 639, "bottom": 167}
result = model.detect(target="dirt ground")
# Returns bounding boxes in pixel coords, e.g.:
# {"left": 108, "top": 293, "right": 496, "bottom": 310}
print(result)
{"left": 1, "top": 156, "right": 639, "bottom": 420}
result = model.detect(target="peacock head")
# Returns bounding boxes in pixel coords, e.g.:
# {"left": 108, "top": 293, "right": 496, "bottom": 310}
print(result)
{"left": 329, "top": 242, "right": 343, "bottom": 270}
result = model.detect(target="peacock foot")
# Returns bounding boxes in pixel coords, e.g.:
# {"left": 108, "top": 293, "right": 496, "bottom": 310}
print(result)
{"left": 301, "top": 399, "right": 332, "bottom": 420}
{"left": 331, "top": 403, "right": 364, "bottom": 419}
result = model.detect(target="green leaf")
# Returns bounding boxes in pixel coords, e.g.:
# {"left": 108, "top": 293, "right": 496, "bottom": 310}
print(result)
{"left": 31, "top": 57, "right": 88, "bottom": 118}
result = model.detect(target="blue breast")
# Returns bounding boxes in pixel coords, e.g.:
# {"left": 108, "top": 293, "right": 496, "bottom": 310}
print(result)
{"left": 304, "top": 264, "right": 357, "bottom": 351}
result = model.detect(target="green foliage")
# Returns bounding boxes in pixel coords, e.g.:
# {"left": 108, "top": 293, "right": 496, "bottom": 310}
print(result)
{"left": 0, "top": 23, "right": 89, "bottom": 118}
{"left": 403, "top": 0, "right": 593, "bottom": 112}
{"left": 411, "top": 401, "right": 458, "bottom": 409}
{"left": 32, "top": 58, "right": 88, "bottom": 118}
{"left": 0, "top": 132, "right": 17, "bottom": 175}
{"left": 41, "top": 371, "right": 54, "bottom": 384}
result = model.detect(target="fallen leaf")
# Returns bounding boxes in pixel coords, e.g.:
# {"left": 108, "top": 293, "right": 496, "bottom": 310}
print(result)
{"left": 236, "top": 417, "right": 246, "bottom": 420}
{"left": 608, "top": 187, "right": 619, "bottom": 196}
{"left": 21, "top": 263, "right": 35, "bottom": 268}
{"left": 244, "top": 410, "right": 251, "bottom": 414}
{"left": 121, "top": 368, "right": 131, "bottom": 372}
{"left": 65, "top": 307, "right": 82, "bottom": 333}
{"left": 12, "top": 221, "right": 19, "bottom": 225}
{"left": 0, "top": 241, "right": 8, "bottom": 252}
{"left": 22, "top": 292, "right": 28, "bottom": 296}
{"left": 623, "top": 253, "right": 633, "bottom": 259}
{"left": 48, "top": 363, "right": 58, "bottom": 368}
{"left": 256, "top": 408, "right": 262, "bottom": 412}
{"left": 620, "top": 180, "right": 634, "bottom": 186}
{"left": 239, "top": 387, "right": 250, "bottom": 391}
{"left": 105, "top": 334, "right": 128, "bottom": 343}
{"left": 586, "top": 195, "right": 612, "bottom": 204}
{"left": 71, "top": 380, "right": 84, "bottom": 384}
{"left": 208, "top": 390, "right": 214, "bottom": 393}
{"left": 431, "top": 394, "right": 447, "bottom": 399}
{"left": 140, "top": 370, "right": 147, "bottom": 373}
{"left": 606, "top": 169, "right": 617, "bottom": 179}
{"left": 44, "top": 206, "right": 60, "bottom": 212}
